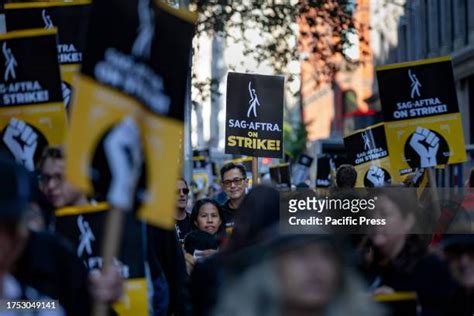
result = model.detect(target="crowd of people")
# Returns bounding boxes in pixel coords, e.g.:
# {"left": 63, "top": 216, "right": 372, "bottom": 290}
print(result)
{"left": 1, "top": 148, "right": 474, "bottom": 316}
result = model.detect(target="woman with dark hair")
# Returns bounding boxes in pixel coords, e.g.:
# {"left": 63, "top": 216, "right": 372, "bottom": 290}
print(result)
{"left": 184, "top": 199, "right": 226, "bottom": 275}
{"left": 364, "top": 187, "right": 456, "bottom": 316}
{"left": 190, "top": 198, "right": 226, "bottom": 240}
{"left": 189, "top": 185, "right": 281, "bottom": 316}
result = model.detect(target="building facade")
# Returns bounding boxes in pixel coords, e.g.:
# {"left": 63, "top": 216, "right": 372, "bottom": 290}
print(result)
{"left": 371, "top": 0, "right": 474, "bottom": 145}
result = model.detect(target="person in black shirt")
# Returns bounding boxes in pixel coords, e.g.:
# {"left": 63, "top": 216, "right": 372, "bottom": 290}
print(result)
{"left": 220, "top": 163, "right": 248, "bottom": 230}
{"left": 442, "top": 233, "right": 474, "bottom": 316}
{"left": 175, "top": 178, "right": 192, "bottom": 244}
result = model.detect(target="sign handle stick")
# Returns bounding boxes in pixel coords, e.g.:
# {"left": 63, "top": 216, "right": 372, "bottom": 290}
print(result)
{"left": 427, "top": 167, "right": 441, "bottom": 217}
{"left": 252, "top": 157, "right": 259, "bottom": 185}
{"left": 92, "top": 208, "right": 125, "bottom": 316}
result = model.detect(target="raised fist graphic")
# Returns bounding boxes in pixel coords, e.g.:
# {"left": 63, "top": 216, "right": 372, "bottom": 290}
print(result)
{"left": 3, "top": 118, "right": 38, "bottom": 171}
{"left": 409, "top": 127, "right": 439, "bottom": 168}
{"left": 104, "top": 117, "right": 143, "bottom": 211}
{"left": 367, "top": 166, "right": 385, "bottom": 187}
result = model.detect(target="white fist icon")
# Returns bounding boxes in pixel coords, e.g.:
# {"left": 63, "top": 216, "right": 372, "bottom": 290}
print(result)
{"left": 3, "top": 118, "right": 38, "bottom": 171}
{"left": 409, "top": 127, "right": 439, "bottom": 168}
{"left": 104, "top": 117, "right": 143, "bottom": 211}
{"left": 367, "top": 166, "right": 385, "bottom": 187}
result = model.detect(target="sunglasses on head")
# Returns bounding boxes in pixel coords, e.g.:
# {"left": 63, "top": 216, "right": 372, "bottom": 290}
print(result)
{"left": 177, "top": 188, "right": 190, "bottom": 195}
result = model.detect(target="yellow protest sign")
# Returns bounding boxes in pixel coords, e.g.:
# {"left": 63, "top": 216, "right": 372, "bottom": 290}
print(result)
{"left": 65, "top": 0, "right": 197, "bottom": 229}
{"left": 344, "top": 123, "right": 400, "bottom": 187}
{"left": 376, "top": 57, "right": 466, "bottom": 175}
{"left": 0, "top": 29, "right": 67, "bottom": 171}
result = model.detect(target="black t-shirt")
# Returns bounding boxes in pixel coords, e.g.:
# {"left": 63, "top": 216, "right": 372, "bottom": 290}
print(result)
{"left": 14, "top": 230, "right": 92, "bottom": 316}
{"left": 147, "top": 225, "right": 191, "bottom": 316}
{"left": 175, "top": 213, "right": 192, "bottom": 244}
{"left": 221, "top": 200, "right": 236, "bottom": 229}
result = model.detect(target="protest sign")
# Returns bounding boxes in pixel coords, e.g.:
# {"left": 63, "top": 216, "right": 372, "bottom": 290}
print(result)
{"left": 377, "top": 57, "right": 466, "bottom": 175}
{"left": 269, "top": 163, "right": 291, "bottom": 190}
{"left": 344, "top": 123, "right": 400, "bottom": 187}
{"left": 316, "top": 155, "right": 332, "bottom": 188}
{"left": 192, "top": 149, "right": 213, "bottom": 191}
{"left": 55, "top": 203, "right": 148, "bottom": 316}
{"left": 0, "top": 29, "right": 67, "bottom": 171}
{"left": 4, "top": 1, "right": 91, "bottom": 109}
{"left": 292, "top": 154, "right": 313, "bottom": 185}
{"left": 225, "top": 72, "right": 284, "bottom": 158}
{"left": 65, "top": 0, "right": 196, "bottom": 229}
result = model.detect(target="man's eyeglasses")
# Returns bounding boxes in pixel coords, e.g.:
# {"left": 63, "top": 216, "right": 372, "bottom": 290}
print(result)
{"left": 38, "top": 173, "right": 63, "bottom": 185}
{"left": 177, "top": 188, "right": 190, "bottom": 195}
{"left": 222, "top": 178, "right": 246, "bottom": 187}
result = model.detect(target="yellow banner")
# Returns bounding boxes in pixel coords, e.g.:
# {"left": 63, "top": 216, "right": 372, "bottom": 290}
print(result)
{"left": 66, "top": 75, "right": 179, "bottom": 229}
{"left": 113, "top": 278, "right": 148, "bottom": 316}
{"left": 384, "top": 113, "right": 466, "bottom": 175}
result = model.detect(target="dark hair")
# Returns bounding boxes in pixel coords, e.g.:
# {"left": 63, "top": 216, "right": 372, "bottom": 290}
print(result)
{"left": 178, "top": 177, "right": 188, "bottom": 189}
{"left": 220, "top": 162, "right": 246, "bottom": 181}
{"left": 37, "top": 146, "right": 64, "bottom": 170}
{"left": 225, "top": 185, "right": 280, "bottom": 253}
{"left": 190, "top": 198, "right": 226, "bottom": 235}
{"left": 336, "top": 164, "right": 357, "bottom": 188}
{"left": 183, "top": 230, "right": 219, "bottom": 255}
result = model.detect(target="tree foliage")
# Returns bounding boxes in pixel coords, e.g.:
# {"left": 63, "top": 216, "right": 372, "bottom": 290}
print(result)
{"left": 190, "top": 0, "right": 369, "bottom": 104}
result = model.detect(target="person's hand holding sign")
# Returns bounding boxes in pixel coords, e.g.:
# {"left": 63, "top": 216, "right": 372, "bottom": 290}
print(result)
{"left": 367, "top": 166, "right": 385, "bottom": 187}
{"left": 3, "top": 118, "right": 38, "bottom": 171}
{"left": 409, "top": 127, "right": 439, "bottom": 168}
{"left": 104, "top": 116, "right": 143, "bottom": 211}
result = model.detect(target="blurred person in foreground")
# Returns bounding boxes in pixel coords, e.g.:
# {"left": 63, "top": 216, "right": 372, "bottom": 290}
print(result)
{"left": 1, "top": 155, "right": 123, "bottom": 316}
{"left": 212, "top": 234, "right": 384, "bottom": 316}
{"left": 441, "top": 223, "right": 474, "bottom": 315}
{"left": 0, "top": 156, "right": 66, "bottom": 315}
{"left": 189, "top": 185, "right": 280, "bottom": 316}
{"left": 37, "top": 146, "right": 189, "bottom": 315}
{"left": 364, "top": 187, "right": 455, "bottom": 316}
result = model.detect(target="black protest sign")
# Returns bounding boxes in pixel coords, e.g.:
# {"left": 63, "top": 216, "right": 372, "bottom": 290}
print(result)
{"left": 0, "top": 29, "right": 67, "bottom": 171}
{"left": 343, "top": 123, "right": 399, "bottom": 187}
{"left": 55, "top": 203, "right": 148, "bottom": 314}
{"left": 192, "top": 148, "right": 210, "bottom": 169}
{"left": 377, "top": 59, "right": 459, "bottom": 122}
{"left": 80, "top": 0, "right": 194, "bottom": 121}
{"left": 5, "top": 1, "right": 90, "bottom": 65}
{"left": 343, "top": 123, "right": 388, "bottom": 166}
{"left": 0, "top": 30, "right": 63, "bottom": 106}
{"left": 225, "top": 72, "right": 284, "bottom": 158}
{"left": 297, "top": 154, "right": 313, "bottom": 167}
{"left": 316, "top": 156, "right": 331, "bottom": 188}
{"left": 270, "top": 163, "right": 291, "bottom": 189}
{"left": 292, "top": 154, "right": 313, "bottom": 185}
{"left": 55, "top": 205, "right": 144, "bottom": 278}
{"left": 5, "top": 1, "right": 91, "bottom": 109}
